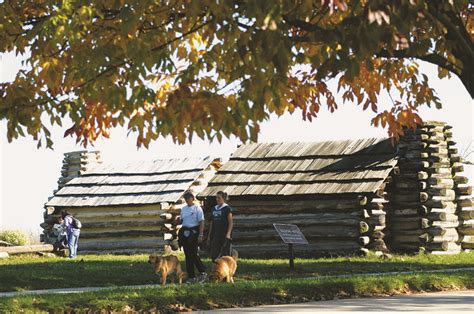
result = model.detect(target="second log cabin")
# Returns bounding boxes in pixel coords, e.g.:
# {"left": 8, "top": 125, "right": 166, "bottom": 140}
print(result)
{"left": 199, "top": 138, "right": 398, "bottom": 257}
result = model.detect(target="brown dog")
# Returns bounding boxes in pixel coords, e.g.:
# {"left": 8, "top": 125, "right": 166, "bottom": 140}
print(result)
{"left": 148, "top": 254, "right": 184, "bottom": 285}
{"left": 210, "top": 250, "right": 238, "bottom": 283}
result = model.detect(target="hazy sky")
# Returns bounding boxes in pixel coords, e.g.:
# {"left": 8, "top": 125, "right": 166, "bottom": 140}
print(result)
{"left": 0, "top": 51, "right": 472, "bottom": 234}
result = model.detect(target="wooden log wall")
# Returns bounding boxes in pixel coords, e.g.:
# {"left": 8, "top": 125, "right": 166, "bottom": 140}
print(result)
{"left": 457, "top": 197, "right": 474, "bottom": 250}
{"left": 389, "top": 121, "right": 471, "bottom": 254}
{"left": 364, "top": 179, "right": 390, "bottom": 253}
{"left": 40, "top": 204, "right": 168, "bottom": 254}
{"left": 192, "top": 192, "right": 391, "bottom": 258}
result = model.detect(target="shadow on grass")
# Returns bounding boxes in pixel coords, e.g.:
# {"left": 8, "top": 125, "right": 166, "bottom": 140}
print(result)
{"left": 0, "top": 258, "right": 154, "bottom": 292}
{"left": 236, "top": 258, "right": 474, "bottom": 280}
{"left": 1, "top": 253, "right": 473, "bottom": 292}
{"left": 1, "top": 271, "right": 473, "bottom": 312}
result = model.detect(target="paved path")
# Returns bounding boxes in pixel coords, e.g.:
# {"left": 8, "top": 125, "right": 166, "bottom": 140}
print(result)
{"left": 204, "top": 290, "right": 474, "bottom": 313}
{"left": 1, "top": 267, "right": 473, "bottom": 298}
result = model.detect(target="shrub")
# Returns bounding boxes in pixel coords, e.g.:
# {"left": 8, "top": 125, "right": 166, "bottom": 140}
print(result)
{"left": 0, "top": 230, "right": 29, "bottom": 246}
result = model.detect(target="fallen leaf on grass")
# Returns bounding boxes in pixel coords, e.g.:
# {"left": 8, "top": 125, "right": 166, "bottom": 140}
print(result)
{"left": 122, "top": 305, "right": 133, "bottom": 311}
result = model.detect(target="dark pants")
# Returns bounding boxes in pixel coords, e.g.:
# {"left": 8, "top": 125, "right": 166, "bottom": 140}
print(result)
{"left": 182, "top": 235, "right": 206, "bottom": 278}
{"left": 210, "top": 237, "right": 232, "bottom": 261}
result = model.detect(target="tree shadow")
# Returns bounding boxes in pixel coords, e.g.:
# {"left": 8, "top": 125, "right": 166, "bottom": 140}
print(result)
{"left": 236, "top": 256, "right": 474, "bottom": 280}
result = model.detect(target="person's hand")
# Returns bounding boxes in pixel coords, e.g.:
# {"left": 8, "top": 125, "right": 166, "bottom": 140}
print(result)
{"left": 225, "top": 235, "right": 231, "bottom": 240}
{"left": 198, "top": 235, "right": 204, "bottom": 244}
{"left": 174, "top": 215, "right": 181, "bottom": 226}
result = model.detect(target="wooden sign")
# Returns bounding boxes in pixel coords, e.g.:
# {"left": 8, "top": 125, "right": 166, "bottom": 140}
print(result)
{"left": 273, "top": 223, "right": 308, "bottom": 272}
{"left": 273, "top": 223, "right": 308, "bottom": 244}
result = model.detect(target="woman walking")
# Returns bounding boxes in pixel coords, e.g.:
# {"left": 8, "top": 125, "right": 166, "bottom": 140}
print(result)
{"left": 207, "top": 191, "right": 234, "bottom": 261}
{"left": 178, "top": 191, "right": 207, "bottom": 283}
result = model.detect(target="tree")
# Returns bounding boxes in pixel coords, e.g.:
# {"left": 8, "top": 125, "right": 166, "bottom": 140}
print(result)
{"left": 0, "top": 0, "right": 472, "bottom": 148}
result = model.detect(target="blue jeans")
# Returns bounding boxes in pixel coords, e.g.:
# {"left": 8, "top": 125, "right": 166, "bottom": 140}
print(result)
{"left": 67, "top": 230, "right": 80, "bottom": 258}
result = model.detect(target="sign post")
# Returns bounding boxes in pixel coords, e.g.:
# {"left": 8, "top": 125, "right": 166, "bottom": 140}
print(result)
{"left": 288, "top": 243, "right": 295, "bottom": 271}
{"left": 273, "top": 223, "right": 308, "bottom": 272}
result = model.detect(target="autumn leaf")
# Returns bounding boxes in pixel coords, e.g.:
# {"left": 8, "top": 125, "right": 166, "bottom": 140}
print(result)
{"left": 0, "top": 1, "right": 471, "bottom": 147}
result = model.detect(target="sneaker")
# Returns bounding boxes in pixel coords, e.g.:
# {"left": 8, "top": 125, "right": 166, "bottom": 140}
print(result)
{"left": 185, "top": 277, "right": 197, "bottom": 284}
{"left": 198, "top": 272, "right": 207, "bottom": 283}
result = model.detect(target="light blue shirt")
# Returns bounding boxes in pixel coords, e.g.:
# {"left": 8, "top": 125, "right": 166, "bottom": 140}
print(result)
{"left": 181, "top": 204, "right": 204, "bottom": 228}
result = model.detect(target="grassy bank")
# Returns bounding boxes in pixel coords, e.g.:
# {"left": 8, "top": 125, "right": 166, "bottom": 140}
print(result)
{"left": 1, "top": 271, "right": 473, "bottom": 312}
{"left": 1, "top": 252, "right": 474, "bottom": 292}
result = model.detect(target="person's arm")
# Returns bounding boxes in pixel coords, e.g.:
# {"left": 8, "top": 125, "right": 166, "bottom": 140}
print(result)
{"left": 207, "top": 220, "right": 213, "bottom": 244}
{"left": 197, "top": 206, "right": 205, "bottom": 243}
{"left": 198, "top": 220, "right": 205, "bottom": 243}
{"left": 226, "top": 212, "right": 233, "bottom": 239}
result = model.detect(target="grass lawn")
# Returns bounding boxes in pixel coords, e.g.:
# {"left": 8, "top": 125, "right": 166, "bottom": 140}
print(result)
{"left": 0, "top": 251, "right": 473, "bottom": 292}
{"left": 1, "top": 271, "right": 473, "bottom": 312}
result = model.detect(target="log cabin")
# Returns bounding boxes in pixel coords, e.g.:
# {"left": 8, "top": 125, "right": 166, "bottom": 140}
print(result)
{"left": 42, "top": 156, "right": 220, "bottom": 254}
{"left": 198, "top": 138, "right": 398, "bottom": 257}
{"left": 41, "top": 121, "right": 472, "bottom": 256}
{"left": 196, "top": 121, "right": 472, "bottom": 257}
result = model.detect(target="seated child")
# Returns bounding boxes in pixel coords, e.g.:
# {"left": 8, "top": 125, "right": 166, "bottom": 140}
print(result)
{"left": 52, "top": 217, "right": 67, "bottom": 248}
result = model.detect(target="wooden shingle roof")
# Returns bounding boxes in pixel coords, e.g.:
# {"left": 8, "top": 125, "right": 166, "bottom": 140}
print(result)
{"left": 200, "top": 138, "right": 398, "bottom": 197}
{"left": 46, "top": 157, "right": 213, "bottom": 207}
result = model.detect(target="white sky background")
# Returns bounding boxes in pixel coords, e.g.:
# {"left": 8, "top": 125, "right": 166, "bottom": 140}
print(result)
{"left": 0, "top": 51, "right": 472, "bottom": 235}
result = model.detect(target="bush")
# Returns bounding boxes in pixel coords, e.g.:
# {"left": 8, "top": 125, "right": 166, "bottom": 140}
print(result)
{"left": 0, "top": 230, "right": 29, "bottom": 246}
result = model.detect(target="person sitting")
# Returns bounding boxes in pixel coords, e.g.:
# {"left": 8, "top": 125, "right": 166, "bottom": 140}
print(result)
{"left": 53, "top": 217, "right": 67, "bottom": 249}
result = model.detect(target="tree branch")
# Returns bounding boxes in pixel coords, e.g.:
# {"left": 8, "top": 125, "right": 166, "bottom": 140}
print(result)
{"left": 426, "top": 5, "right": 474, "bottom": 59}
{"left": 376, "top": 49, "right": 461, "bottom": 76}
{"left": 151, "top": 16, "right": 213, "bottom": 52}
{"left": 284, "top": 17, "right": 335, "bottom": 37}
{"left": 75, "top": 61, "right": 128, "bottom": 89}
{"left": 75, "top": 17, "right": 213, "bottom": 90}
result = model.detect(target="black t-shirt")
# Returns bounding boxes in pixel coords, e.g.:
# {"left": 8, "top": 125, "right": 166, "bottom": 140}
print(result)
{"left": 210, "top": 204, "right": 233, "bottom": 239}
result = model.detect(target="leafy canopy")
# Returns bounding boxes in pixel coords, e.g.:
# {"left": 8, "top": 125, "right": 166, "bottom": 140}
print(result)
{"left": 0, "top": 0, "right": 472, "bottom": 147}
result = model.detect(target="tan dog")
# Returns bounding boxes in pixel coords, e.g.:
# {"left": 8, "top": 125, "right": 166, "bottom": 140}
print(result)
{"left": 148, "top": 254, "right": 184, "bottom": 285}
{"left": 210, "top": 250, "right": 238, "bottom": 283}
